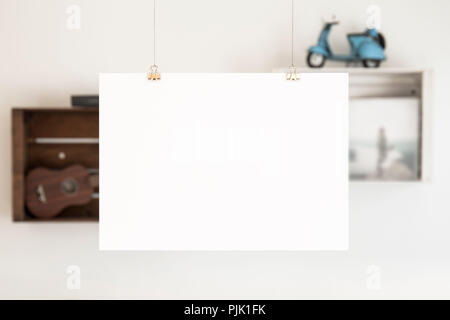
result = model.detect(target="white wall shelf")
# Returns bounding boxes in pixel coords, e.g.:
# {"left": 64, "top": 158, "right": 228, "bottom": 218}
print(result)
{"left": 275, "top": 68, "right": 432, "bottom": 183}
{"left": 299, "top": 68, "right": 429, "bottom": 99}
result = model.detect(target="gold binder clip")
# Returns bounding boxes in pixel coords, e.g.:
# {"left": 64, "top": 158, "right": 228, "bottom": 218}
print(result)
{"left": 286, "top": 65, "right": 300, "bottom": 81}
{"left": 148, "top": 65, "right": 161, "bottom": 81}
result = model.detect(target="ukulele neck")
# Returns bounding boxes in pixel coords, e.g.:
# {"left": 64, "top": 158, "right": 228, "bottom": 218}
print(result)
{"left": 88, "top": 174, "right": 99, "bottom": 189}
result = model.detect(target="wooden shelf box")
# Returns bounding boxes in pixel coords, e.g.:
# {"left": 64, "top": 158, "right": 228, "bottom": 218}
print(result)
{"left": 12, "top": 108, "right": 99, "bottom": 221}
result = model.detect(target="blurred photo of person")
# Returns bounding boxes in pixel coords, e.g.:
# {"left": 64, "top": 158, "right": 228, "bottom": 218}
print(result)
{"left": 376, "top": 127, "right": 388, "bottom": 178}
{"left": 349, "top": 98, "right": 420, "bottom": 181}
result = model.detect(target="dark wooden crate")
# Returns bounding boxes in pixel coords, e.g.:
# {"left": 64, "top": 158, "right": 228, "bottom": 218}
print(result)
{"left": 12, "top": 108, "right": 99, "bottom": 222}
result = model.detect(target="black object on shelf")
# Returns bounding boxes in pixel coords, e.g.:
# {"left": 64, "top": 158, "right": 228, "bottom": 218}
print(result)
{"left": 71, "top": 95, "right": 99, "bottom": 108}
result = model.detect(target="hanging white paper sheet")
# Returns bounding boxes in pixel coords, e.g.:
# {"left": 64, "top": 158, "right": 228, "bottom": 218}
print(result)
{"left": 100, "top": 73, "right": 348, "bottom": 250}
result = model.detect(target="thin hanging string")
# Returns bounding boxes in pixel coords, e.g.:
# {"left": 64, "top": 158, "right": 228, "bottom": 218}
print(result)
{"left": 153, "top": 0, "right": 156, "bottom": 66}
{"left": 291, "top": 0, "right": 294, "bottom": 67}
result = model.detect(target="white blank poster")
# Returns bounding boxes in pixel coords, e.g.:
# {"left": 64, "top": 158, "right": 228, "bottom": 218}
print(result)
{"left": 100, "top": 73, "right": 348, "bottom": 250}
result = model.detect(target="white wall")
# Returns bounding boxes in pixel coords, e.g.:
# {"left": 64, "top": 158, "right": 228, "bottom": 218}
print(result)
{"left": 1, "top": 0, "right": 450, "bottom": 299}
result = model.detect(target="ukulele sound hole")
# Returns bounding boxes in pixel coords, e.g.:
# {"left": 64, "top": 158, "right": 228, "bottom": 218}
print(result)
{"left": 61, "top": 178, "right": 79, "bottom": 195}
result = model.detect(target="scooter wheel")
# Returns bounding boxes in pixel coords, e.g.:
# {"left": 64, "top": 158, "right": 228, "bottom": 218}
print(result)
{"left": 363, "top": 60, "right": 381, "bottom": 68}
{"left": 307, "top": 52, "right": 326, "bottom": 68}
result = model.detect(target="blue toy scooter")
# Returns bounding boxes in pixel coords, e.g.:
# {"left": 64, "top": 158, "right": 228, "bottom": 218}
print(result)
{"left": 307, "top": 18, "right": 386, "bottom": 68}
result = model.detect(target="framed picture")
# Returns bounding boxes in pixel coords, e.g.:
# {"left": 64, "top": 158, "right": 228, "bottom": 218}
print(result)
{"left": 349, "top": 97, "right": 421, "bottom": 181}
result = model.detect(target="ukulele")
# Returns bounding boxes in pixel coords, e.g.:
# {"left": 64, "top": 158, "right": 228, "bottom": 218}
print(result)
{"left": 25, "top": 165, "right": 99, "bottom": 219}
